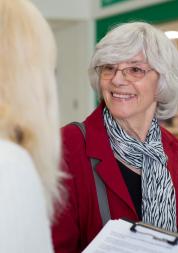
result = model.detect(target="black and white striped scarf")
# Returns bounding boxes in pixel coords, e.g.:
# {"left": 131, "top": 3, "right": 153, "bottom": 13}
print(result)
{"left": 103, "top": 107, "right": 177, "bottom": 232}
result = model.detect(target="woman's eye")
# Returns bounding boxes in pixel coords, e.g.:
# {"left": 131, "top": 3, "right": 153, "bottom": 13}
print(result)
{"left": 130, "top": 67, "right": 144, "bottom": 73}
{"left": 103, "top": 65, "right": 116, "bottom": 71}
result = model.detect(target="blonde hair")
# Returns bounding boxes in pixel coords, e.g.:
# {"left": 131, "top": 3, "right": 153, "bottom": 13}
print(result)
{"left": 0, "top": 0, "right": 61, "bottom": 219}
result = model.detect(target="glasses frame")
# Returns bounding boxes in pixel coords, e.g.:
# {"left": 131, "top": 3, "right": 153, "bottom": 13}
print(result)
{"left": 95, "top": 64, "right": 154, "bottom": 82}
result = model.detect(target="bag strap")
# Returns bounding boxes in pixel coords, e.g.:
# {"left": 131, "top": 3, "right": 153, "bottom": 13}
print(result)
{"left": 71, "top": 122, "right": 111, "bottom": 225}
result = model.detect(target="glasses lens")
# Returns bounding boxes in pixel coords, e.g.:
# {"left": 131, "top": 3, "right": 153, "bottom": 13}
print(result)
{"left": 125, "top": 67, "right": 145, "bottom": 81}
{"left": 100, "top": 64, "right": 117, "bottom": 80}
{"left": 96, "top": 65, "right": 148, "bottom": 81}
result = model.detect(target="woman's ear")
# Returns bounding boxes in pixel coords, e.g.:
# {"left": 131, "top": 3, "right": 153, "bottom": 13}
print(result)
{"left": 10, "top": 124, "right": 35, "bottom": 150}
{"left": 13, "top": 125, "right": 24, "bottom": 144}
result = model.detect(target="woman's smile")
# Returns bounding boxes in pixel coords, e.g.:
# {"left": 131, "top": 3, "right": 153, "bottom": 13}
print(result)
{"left": 112, "top": 92, "right": 137, "bottom": 100}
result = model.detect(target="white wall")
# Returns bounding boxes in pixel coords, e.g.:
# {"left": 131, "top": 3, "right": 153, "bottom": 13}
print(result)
{"left": 31, "top": 0, "right": 95, "bottom": 126}
{"left": 32, "top": 0, "right": 91, "bottom": 19}
{"left": 51, "top": 20, "right": 95, "bottom": 126}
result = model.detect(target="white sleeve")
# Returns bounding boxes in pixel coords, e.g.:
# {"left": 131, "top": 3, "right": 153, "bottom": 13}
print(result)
{"left": 0, "top": 141, "right": 54, "bottom": 253}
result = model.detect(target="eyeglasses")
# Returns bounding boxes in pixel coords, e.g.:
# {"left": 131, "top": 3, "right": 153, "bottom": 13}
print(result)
{"left": 95, "top": 64, "right": 153, "bottom": 82}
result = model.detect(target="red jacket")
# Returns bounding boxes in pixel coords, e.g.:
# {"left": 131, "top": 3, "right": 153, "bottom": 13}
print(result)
{"left": 52, "top": 103, "right": 178, "bottom": 253}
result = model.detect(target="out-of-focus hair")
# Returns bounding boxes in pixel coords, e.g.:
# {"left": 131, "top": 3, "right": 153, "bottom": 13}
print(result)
{"left": 89, "top": 21, "right": 178, "bottom": 120}
{"left": 0, "top": 0, "right": 61, "bottom": 219}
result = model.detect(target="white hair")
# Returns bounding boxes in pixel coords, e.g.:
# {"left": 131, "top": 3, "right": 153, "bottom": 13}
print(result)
{"left": 0, "top": 0, "right": 62, "bottom": 220}
{"left": 89, "top": 21, "right": 178, "bottom": 120}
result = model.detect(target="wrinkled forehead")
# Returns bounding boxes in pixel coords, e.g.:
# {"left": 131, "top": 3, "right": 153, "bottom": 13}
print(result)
{"left": 95, "top": 49, "right": 150, "bottom": 67}
{"left": 124, "top": 52, "right": 150, "bottom": 66}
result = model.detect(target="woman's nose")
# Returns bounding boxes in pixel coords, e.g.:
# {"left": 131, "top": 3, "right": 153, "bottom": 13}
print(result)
{"left": 111, "top": 70, "right": 129, "bottom": 86}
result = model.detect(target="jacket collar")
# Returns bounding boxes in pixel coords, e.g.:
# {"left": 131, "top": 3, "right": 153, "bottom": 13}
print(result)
{"left": 161, "top": 127, "right": 178, "bottom": 192}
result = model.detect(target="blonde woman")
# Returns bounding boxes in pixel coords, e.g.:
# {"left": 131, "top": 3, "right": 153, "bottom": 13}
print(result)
{"left": 0, "top": 0, "right": 61, "bottom": 252}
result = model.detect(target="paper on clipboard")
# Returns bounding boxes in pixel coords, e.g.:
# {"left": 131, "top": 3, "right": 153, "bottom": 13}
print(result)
{"left": 82, "top": 219, "right": 178, "bottom": 253}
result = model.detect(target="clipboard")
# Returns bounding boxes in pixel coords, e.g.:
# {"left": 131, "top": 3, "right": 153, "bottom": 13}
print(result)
{"left": 130, "top": 221, "right": 178, "bottom": 246}
{"left": 83, "top": 219, "right": 178, "bottom": 253}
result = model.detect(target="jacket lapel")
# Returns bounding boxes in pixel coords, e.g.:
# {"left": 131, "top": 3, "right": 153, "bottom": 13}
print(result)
{"left": 84, "top": 103, "right": 137, "bottom": 216}
{"left": 161, "top": 128, "right": 178, "bottom": 227}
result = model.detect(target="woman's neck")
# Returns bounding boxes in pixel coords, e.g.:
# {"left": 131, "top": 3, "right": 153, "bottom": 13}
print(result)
{"left": 115, "top": 109, "right": 156, "bottom": 142}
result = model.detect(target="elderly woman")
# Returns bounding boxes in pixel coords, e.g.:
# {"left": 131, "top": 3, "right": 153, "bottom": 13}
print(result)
{"left": 0, "top": 0, "right": 62, "bottom": 252}
{"left": 52, "top": 22, "right": 178, "bottom": 253}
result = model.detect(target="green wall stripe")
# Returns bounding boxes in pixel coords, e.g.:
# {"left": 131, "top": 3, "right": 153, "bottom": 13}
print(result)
{"left": 96, "top": 0, "right": 178, "bottom": 42}
{"left": 101, "top": 0, "right": 129, "bottom": 8}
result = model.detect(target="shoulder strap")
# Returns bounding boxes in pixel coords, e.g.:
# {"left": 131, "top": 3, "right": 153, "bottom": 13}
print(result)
{"left": 71, "top": 122, "right": 111, "bottom": 226}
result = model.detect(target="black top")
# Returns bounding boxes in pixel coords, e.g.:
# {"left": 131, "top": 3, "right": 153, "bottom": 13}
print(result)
{"left": 117, "top": 160, "right": 142, "bottom": 219}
